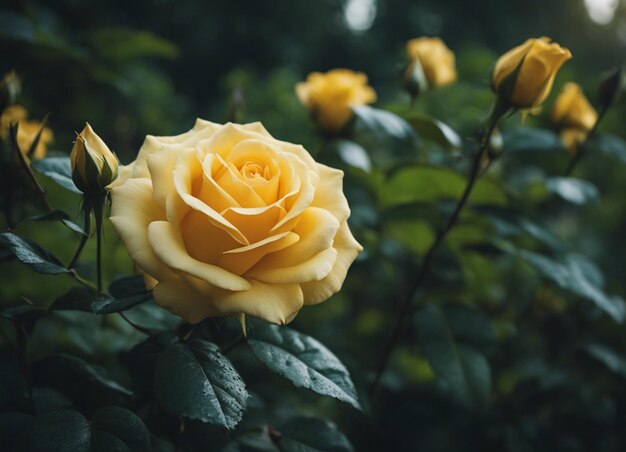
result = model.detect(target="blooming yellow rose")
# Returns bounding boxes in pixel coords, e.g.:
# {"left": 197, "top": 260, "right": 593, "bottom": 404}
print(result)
{"left": 110, "top": 120, "right": 362, "bottom": 324}
{"left": 492, "top": 37, "right": 572, "bottom": 108}
{"left": 406, "top": 37, "right": 457, "bottom": 88}
{"left": 296, "top": 69, "right": 376, "bottom": 132}
{"left": 70, "top": 123, "right": 119, "bottom": 195}
{"left": 551, "top": 83, "right": 597, "bottom": 131}
{"left": 0, "top": 105, "right": 53, "bottom": 160}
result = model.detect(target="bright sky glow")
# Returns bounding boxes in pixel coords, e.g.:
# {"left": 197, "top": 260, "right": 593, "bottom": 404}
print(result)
{"left": 344, "top": 0, "right": 377, "bottom": 32}
{"left": 583, "top": 0, "right": 619, "bottom": 25}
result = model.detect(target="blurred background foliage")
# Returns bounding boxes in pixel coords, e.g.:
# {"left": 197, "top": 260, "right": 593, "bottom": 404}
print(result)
{"left": 1, "top": 0, "right": 626, "bottom": 451}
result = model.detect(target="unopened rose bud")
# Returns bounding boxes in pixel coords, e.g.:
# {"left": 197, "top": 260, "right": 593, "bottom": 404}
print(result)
{"left": 598, "top": 65, "right": 624, "bottom": 110}
{"left": 492, "top": 37, "right": 572, "bottom": 109}
{"left": 70, "top": 123, "right": 118, "bottom": 195}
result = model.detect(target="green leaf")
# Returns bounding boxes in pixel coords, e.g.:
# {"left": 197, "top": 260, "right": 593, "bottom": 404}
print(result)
{"left": 92, "top": 293, "right": 151, "bottom": 315}
{"left": 31, "top": 157, "right": 81, "bottom": 194}
{"left": 123, "top": 332, "right": 175, "bottom": 397}
{"left": 334, "top": 140, "right": 371, "bottom": 172}
{"left": 279, "top": 417, "right": 354, "bottom": 452}
{"left": 380, "top": 166, "right": 507, "bottom": 207}
{"left": 414, "top": 304, "right": 491, "bottom": 408}
{"left": 1, "top": 305, "right": 47, "bottom": 322}
{"left": 545, "top": 177, "right": 599, "bottom": 205}
{"left": 247, "top": 322, "right": 361, "bottom": 410}
{"left": 443, "top": 305, "right": 496, "bottom": 351}
{"left": 17, "top": 407, "right": 151, "bottom": 452}
{"left": 0, "top": 232, "right": 70, "bottom": 275}
{"left": 407, "top": 113, "right": 462, "bottom": 151}
{"left": 26, "top": 211, "right": 87, "bottom": 235}
{"left": 50, "top": 287, "right": 101, "bottom": 312}
{"left": 91, "top": 27, "right": 179, "bottom": 62}
{"left": 584, "top": 343, "right": 626, "bottom": 378}
{"left": 515, "top": 250, "right": 626, "bottom": 323}
{"left": 352, "top": 106, "right": 416, "bottom": 142}
{"left": 502, "top": 127, "right": 563, "bottom": 153}
{"left": 92, "top": 275, "right": 153, "bottom": 314}
{"left": 0, "top": 11, "right": 35, "bottom": 43}
{"left": 30, "top": 354, "right": 133, "bottom": 414}
{"left": 588, "top": 133, "right": 626, "bottom": 163}
{"left": 383, "top": 219, "right": 435, "bottom": 255}
{"left": 155, "top": 339, "right": 248, "bottom": 428}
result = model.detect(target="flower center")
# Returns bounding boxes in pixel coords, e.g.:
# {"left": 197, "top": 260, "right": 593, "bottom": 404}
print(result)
{"left": 241, "top": 161, "right": 271, "bottom": 181}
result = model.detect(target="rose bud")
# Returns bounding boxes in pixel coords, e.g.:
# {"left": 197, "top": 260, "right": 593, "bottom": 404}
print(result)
{"left": 0, "top": 105, "right": 53, "bottom": 160}
{"left": 406, "top": 37, "right": 457, "bottom": 89}
{"left": 492, "top": 37, "right": 572, "bottom": 109}
{"left": 296, "top": 69, "right": 376, "bottom": 133}
{"left": 551, "top": 83, "right": 597, "bottom": 131}
{"left": 70, "top": 123, "right": 119, "bottom": 194}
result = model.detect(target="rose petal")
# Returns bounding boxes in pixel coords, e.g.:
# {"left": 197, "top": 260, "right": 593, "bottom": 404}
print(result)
{"left": 173, "top": 149, "right": 248, "bottom": 245}
{"left": 213, "top": 279, "right": 304, "bottom": 324}
{"left": 220, "top": 231, "right": 300, "bottom": 275}
{"left": 221, "top": 204, "right": 287, "bottom": 244}
{"left": 153, "top": 276, "right": 221, "bottom": 324}
{"left": 110, "top": 178, "right": 176, "bottom": 282}
{"left": 148, "top": 221, "right": 251, "bottom": 291}
{"left": 301, "top": 221, "right": 363, "bottom": 305}
{"left": 248, "top": 207, "right": 340, "bottom": 280}
{"left": 310, "top": 164, "right": 350, "bottom": 224}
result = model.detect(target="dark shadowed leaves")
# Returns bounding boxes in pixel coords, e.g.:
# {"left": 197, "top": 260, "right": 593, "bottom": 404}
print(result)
{"left": 0, "top": 232, "right": 70, "bottom": 275}
{"left": 15, "top": 407, "right": 151, "bottom": 452}
{"left": 155, "top": 339, "right": 248, "bottom": 428}
{"left": 380, "top": 166, "right": 507, "bottom": 207}
{"left": 407, "top": 113, "right": 462, "bottom": 151}
{"left": 247, "top": 322, "right": 360, "bottom": 410}
{"left": 545, "top": 177, "right": 599, "bottom": 205}
{"left": 414, "top": 304, "right": 491, "bottom": 408}
{"left": 31, "top": 157, "right": 81, "bottom": 194}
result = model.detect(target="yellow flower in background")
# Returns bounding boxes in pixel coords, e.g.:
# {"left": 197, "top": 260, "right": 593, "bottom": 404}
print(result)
{"left": 406, "top": 37, "right": 457, "bottom": 87}
{"left": 296, "top": 69, "right": 376, "bottom": 132}
{"left": 0, "top": 105, "right": 53, "bottom": 160}
{"left": 551, "top": 83, "right": 597, "bottom": 131}
{"left": 110, "top": 120, "right": 362, "bottom": 324}
{"left": 70, "top": 123, "right": 119, "bottom": 194}
{"left": 492, "top": 37, "right": 572, "bottom": 108}
{"left": 560, "top": 127, "right": 587, "bottom": 156}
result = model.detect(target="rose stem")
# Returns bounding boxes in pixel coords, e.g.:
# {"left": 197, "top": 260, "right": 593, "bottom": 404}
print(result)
{"left": 368, "top": 106, "right": 503, "bottom": 396}
{"left": 67, "top": 206, "right": 91, "bottom": 269}
{"left": 564, "top": 103, "right": 609, "bottom": 176}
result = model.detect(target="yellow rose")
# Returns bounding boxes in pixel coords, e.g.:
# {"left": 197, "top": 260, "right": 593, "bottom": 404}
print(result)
{"left": 110, "top": 120, "right": 362, "bottom": 324}
{"left": 0, "top": 105, "right": 53, "bottom": 160}
{"left": 560, "top": 127, "right": 587, "bottom": 156}
{"left": 551, "top": 82, "right": 597, "bottom": 131}
{"left": 406, "top": 37, "right": 457, "bottom": 88}
{"left": 70, "top": 123, "right": 119, "bottom": 194}
{"left": 296, "top": 69, "right": 376, "bottom": 132}
{"left": 492, "top": 37, "right": 572, "bottom": 108}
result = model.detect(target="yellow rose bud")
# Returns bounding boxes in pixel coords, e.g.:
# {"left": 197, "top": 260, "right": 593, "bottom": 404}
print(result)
{"left": 296, "top": 69, "right": 376, "bottom": 132}
{"left": 492, "top": 37, "right": 572, "bottom": 108}
{"left": 551, "top": 83, "right": 597, "bottom": 131}
{"left": 560, "top": 127, "right": 587, "bottom": 156}
{"left": 70, "top": 123, "right": 119, "bottom": 194}
{"left": 406, "top": 37, "right": 457, "bottom": 88}
{"left": 0, "top": 105, "right": 53, "bottom": 160}
{"left": 110, "top": 120, "right": 363, "bottom": 324}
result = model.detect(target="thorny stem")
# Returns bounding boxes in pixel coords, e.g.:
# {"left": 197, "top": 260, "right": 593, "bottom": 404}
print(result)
{"left": 368, "top": 105, "right": 504, "bottom": 395}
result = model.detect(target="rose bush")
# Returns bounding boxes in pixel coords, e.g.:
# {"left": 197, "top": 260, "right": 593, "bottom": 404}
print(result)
{"left": 110, "top": 120, "right": 362, "bottom": 324}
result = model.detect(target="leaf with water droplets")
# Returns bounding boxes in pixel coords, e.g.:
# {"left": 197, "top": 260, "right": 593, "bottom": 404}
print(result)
{"left": 155, "top": 339, "right": 248, "bottom": 429}
{"left": 0, "top": 232, "right": 70, "bottom": 275}
{"left": 248, "top": 322, "right": 361, "bottom": 410}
